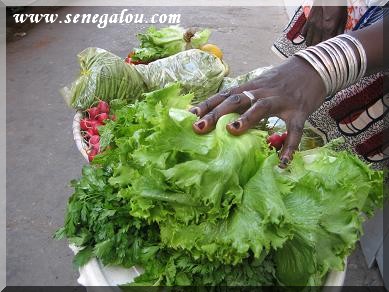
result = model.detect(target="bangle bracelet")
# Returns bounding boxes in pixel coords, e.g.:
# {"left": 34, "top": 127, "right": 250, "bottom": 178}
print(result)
{"left": 322, "top": 41, "right": 348, "bottom": 90}
{"left": 338, "top": 34, "right": 367, "bottom": 81}
{"left": 295, "top": 50, "right": 331, "bottom": 94}
{"left": 306, "top": 46, "right": 337, "bottom": 95}
{"left": 294, "top": 33, "right": 367, "bottom": 96}
{"left": 317, "top": 42, "right": 347, "bottom": 91}
{"left": 331, "top": 38, "right": 357, "bottom": 88}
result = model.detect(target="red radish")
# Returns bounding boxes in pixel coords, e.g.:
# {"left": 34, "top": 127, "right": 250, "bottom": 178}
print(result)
{"left": 92, "top": 142, "right": 100, "bottom": 152}
{"left": 280, "top": 131, "right": 288, "bottom": 142}
{"left": 85, "top": 121, "right": 99, "bottom": 136}
{"left": 97, "top": 112, "right": 109, "bottom": 123}
{"left": 132, "top": 59, "right": 148, "bottom": 65}
{"left": 126, "top": 53, "right": 148, "bottom": 65}
{"left": 97, "top": 101, "right": 110, "bottom": 113}
{"left": 88, "top": 148, "right": 98, "bottom": 162}
{"left": 87, "top": 107, "right": 100, "bottom": 120}
{"left": 85, "top": 128, "right": 95, "bottom": 138}
{"left": 93, "top": 120, "right": 103, "bottom": 134}
{"left": 110, "top": 114, "right": 116, "bottom": 121}
{"left": 89, "top": 120, "right": 102, "bottom": 128}
{"left": 267, "top": 133, "right": 284, "bottom": 150}
{"left": 89, "top": 135, "right": 100, "bottom": 146}
{"left": 80, "top": 118, "right": 92, "bottom": 131}
{"left": 91, "top": 125, "right": 99, "bottom": 135}
{"left": 130, "top": 59, "right": 146, "bottom": 65}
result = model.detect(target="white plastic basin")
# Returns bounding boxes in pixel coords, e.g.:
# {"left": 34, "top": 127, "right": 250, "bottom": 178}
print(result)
{"left": 69, "top": 245, "right": 346, "bottom": 289}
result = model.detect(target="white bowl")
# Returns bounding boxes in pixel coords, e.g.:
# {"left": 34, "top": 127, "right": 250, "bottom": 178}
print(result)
{"left": 69, "top": 245, "right": 346, "bottom": 288}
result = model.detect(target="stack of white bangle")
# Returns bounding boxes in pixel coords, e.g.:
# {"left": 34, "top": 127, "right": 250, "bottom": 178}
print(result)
{"left": 295, "top": 34, "right": 367, "bottom": 96}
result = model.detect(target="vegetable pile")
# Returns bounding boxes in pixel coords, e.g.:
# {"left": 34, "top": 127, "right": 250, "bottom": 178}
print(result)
{"left": 62, "top": 27, "right": 226, "bottom": 111}
{"left": 56, "top": 83, "right": 383, "bottom": 286}
{"left": 80, "top": 100, "right": 116, "bottom": 161}
{"left": 61, "top": 47, "right": 146, "bottom": 110}
{"left": 130, "top": 26, "right": 211, "bottom": 63}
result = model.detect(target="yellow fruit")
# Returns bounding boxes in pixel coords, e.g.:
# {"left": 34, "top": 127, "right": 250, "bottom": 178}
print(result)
{"left": 200, "top": 44, "right": 223, "bottom": 59}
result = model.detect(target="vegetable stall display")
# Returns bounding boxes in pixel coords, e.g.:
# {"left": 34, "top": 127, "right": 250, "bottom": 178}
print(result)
{"left": 56, "top": 83, "right": 383, "bottom": 286}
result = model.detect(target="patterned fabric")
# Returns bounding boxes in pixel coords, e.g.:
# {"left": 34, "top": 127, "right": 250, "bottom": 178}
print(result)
{"left": 308, "top": 73, "right": 388, "bottom": 168}
{"left": 302, "top": 0, "right": 368, "bottom": 32}
{"left": 272, "top": 3, "right": 388, "bottom": 169}
{"left": 271, "top": 7, "right": 308, "bottom": 58}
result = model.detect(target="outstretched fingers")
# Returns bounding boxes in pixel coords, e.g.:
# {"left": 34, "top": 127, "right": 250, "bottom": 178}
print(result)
{"left": 192, "top": 92, "right": 253, "bottom": 134}
{"left": 189, "top": 80, "right": 264, "bottom": 118}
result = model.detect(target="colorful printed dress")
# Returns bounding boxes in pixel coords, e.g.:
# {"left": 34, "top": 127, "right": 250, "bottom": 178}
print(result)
{"left": 272, "top": 1, "right": 388, "bottom": 170}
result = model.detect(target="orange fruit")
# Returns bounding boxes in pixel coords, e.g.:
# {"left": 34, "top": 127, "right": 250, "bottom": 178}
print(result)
{"left": 200, "top": 44, "right": 223, "bottom": 59}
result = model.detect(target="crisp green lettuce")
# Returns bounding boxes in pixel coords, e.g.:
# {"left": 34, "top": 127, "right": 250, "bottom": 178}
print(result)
{"left": 132, "top": 26, "right": 211, "bottom": 62}
{"left": 57, "top": 83, "right": 383, "bottom": 286}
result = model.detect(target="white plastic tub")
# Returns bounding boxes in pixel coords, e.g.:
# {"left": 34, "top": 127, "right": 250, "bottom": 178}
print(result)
{"left": 70, "top": 245, "right": 347, "bottom": 288}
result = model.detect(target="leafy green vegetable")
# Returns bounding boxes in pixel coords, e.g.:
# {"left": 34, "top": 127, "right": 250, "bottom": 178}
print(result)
{"left": 190, "top": 29, "right": 211, "bottom": 49}
{"left": 131, "top": 26, "right": 211, "bottom": 62}
{"left": 57, "top": 83, "right": 383, "bottom": 286}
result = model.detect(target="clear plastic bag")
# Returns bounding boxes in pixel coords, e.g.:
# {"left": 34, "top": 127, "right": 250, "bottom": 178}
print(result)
{"left": 61, "top": 47, "right": 146, "bottom": 110}
{"left": 135, "top": 49, "right": 228, "bottom": 103}
{"left": 219, "top": 66, "right": 271, "bottom": 91}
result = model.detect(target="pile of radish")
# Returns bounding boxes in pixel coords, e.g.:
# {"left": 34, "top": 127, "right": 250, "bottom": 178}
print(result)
{"left": 80, "top": 100, "right": 115, "bottom": 162}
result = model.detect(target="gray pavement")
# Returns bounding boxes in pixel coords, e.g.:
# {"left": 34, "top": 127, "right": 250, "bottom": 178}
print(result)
{"left": 6, "top": 6, "right": 383, "bottom": 286}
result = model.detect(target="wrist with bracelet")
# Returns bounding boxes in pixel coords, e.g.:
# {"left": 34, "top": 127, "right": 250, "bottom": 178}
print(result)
{"left": 294, "top": 34, "right": 367, "bottom": 97}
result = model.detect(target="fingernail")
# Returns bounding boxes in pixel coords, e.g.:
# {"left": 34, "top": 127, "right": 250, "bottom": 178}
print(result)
{"left": 278, "top": 157, "right": 289, "bottom": 169}
{"left": 189, "top": 107, "right": 199, "bottom": 115}
{"left": 220, "top": 90, "right": 231, "bottom": 97}
{"left": 231, "top": 120, "right": 241, "bottom": 129}
{"left": 195, "top": 120, "right": 206, "bottom": 130}
{"left": 280, "top": 157, "right": 289, "bottom": 165}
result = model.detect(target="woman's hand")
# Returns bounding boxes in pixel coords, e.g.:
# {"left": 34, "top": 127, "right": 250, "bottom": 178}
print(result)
{"left": 190, "top": 56, "right": 327, "bottom": 168}
{"left": 301, "top": 5, "right": 348, "bottom": 46}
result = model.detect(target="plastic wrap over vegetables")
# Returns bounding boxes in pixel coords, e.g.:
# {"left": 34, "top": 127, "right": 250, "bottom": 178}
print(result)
{"left": 61, "top": 47, "right": 146, "bottom": 110}
{"left": 219, "top": 66, "right": 272, "bottom": 91}
{"left": 135, "top": 49, "right": 228, "bottom": 103}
